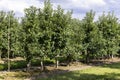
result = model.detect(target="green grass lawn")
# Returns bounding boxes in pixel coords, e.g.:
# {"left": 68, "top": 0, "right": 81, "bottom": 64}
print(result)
{"left": 40, "top": 62, "right": 120, "bottom": 80}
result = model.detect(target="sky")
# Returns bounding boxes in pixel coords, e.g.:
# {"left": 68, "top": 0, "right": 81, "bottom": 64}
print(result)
{"left": 0, "top": 0, "right": 119, "bottom": 20}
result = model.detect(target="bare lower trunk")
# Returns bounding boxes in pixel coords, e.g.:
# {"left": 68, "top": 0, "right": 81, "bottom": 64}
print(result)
{"left": 7, "top": 14, "right": 10, "bottom": 72}
{"left": 8, "top": 33, "right": 10, "bottom": 72}
{"left": 41, "top": 61, "right": 44, "bottom": 71}
{"left": 108, "top": 54, "right": 110, "bottom": 59}
{"left": 56, "top": 59, "right": 59, "bottom": 68}
{"left": 27, "top": 61, "right": 31, "bottom": 72}
{"left": 101, "top": 54, "right": 104, "bottom": 60}
{"left": 0, "top": 51, "right": 1, "bottom": 60}
{"left": 111, "top": 54, "right": 114, "bottom": 59}
{"left": 85, "top": 50, "right": 89, "bottom": 63}
{"left": 12, "top": 53, "right": 15, "bottom": 58}
{"left": 67, "top": 60, "right": 70, "bottom": 67}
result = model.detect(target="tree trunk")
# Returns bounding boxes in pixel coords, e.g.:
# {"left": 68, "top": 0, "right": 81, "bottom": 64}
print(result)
{"left": 0, "top": 51, "right": 1, "bottom": 60}
{"left": 111, "top": 54, "right": 114, "bottom": 59}
{"left": 41, "top": 61, "right": 44, "bottom": 71}
{"left": 67, "top": 54, "right": 70, "bottom": 66}
{"left": 8, "top": 30, "right": 10, "bottom": 72}
{"left": 12, "top": 52, "right": 15, "bottom": 58}
{"left": 107, "top": 54, "right": 111, "bottom": 59}
{"left": 56, "top": 59, "right": 59, "bottom": 68}
{"left": 7, "top": 14, "right": 10, "bottom": 72}
{"left": 85, "top": 50, "right": 89, "bottom": 63}
{"left": 27, "top": 61, "right": 31, "bottom": 72}
{"left": 101, "top": 54, "right": 104, "bottom": 60}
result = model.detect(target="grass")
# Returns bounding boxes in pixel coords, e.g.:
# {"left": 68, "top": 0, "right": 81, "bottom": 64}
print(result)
{"left": 0, "top": 71, "right": 30, "bottom": 80}
{"left": 40, "top": 62, "right": 120, "bottom": 80}
{"left": 0, "top": 76, "right": 4, "bottom": 79}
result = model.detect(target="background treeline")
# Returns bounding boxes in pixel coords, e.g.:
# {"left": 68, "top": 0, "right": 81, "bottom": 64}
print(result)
{"left": 0, "top": 0, "right": 120, "bottom": 71}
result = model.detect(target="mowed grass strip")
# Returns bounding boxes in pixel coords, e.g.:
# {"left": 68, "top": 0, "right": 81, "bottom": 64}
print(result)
{"left": 40, "top": 62, "right": 120, "bottom": 80}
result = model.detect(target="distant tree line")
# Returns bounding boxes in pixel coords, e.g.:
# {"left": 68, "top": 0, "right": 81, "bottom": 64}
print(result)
{"left": 0, "top": 0, "right": 120, "bottom": 71}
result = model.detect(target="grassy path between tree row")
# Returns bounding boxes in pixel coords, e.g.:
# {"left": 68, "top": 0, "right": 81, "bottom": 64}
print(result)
{"left": 0, "top": 59, "right": 120, "bottom": 80}
{"left": 40, "top": 62, "right": 120, "bottom": 80}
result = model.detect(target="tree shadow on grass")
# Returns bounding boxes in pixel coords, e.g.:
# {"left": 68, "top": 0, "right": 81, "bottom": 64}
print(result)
{"left": 3, "top": 61, "right": 120, "bottom": 80}
{"left": 34, "top": 69, "right": 70, "bottom": 80}
{"left": 88, "top": 60, "right": 120, "bottom": 70}
{"left": 40, "top": 71, "right": 120, "bottom": 80}
{"left": 11, "top": 68, "right": 70, "bottom": 80}
{"left": 101, "top": 62, "right": 120, "bottom": 70}
{"left": 33, "top": 62, "right": 120, "bottom": 80}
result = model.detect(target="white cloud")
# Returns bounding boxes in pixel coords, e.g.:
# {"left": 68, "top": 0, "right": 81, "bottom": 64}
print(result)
{"left": 51, "top": 0, "right": 108, "bottom": 19}
{"left": 109, "top": 0, "right": 117, "bottom": 4}
{"left": 0, "top": 0, "right": 119, "bottom": 19}
{"left": 0, "top": 0, "right": 43, "bottom": 17}
{"left": 70, "top": 0, "right": 106, "bottom": 9}
{"left": 51, "top": 0, "right": 106, "bottom": 10}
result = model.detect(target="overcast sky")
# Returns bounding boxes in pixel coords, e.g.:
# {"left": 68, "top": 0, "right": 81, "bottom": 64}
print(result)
{"left": 0, "top": 0, "right": 119, "bottom": 20}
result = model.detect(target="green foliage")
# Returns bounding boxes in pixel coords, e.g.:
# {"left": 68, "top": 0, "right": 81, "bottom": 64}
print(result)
{"left": 82, "top": 10, "right": 97, "bottom": 62}
{"left": 0, "top": 61, "right": 26, "bottom": 70}
{"left": 50, "top": 5, "right": 72, "bottom": 58}
{"left": 0, "top": 0, "right": 120, "bottom": 70}
{"left": 21, "top": 6, "right": 38, "bottom": 64}
{"left": 10, "top": 61, "right": 27, "bottom": 69}
{"left": 0, "top": 11, "right": 6, "bottom": 59}
{"left": 0, "top": 64, "right": 5, "bottom": 70}
{"left": 36, "top": 0, "right": 53, "bottom": 59}
{"left": 97, "top": 12, "right": 119, "bottom": 58}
